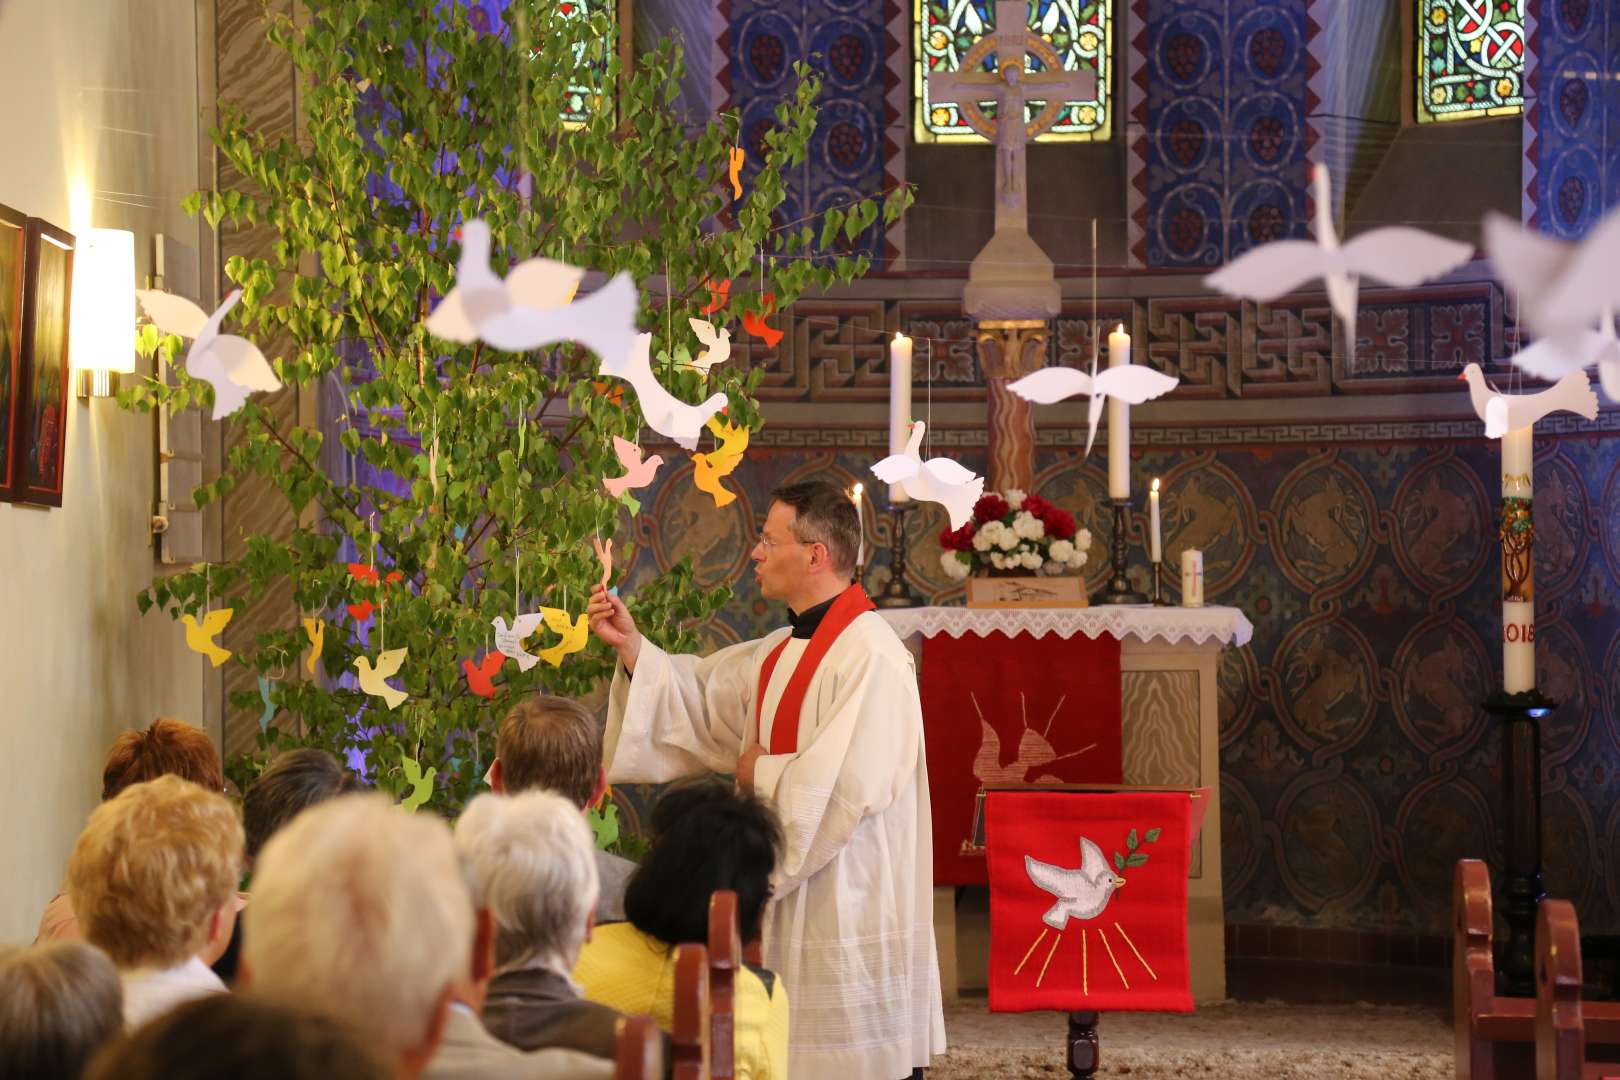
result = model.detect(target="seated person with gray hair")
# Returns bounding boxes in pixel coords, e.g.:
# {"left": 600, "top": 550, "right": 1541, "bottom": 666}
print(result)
{"left": 242, "top": 793, "right": 610, "bottom": 1080}
{"left": 489, "top": 695, "right": 636, "bottom": 923}
{"left": 66, "top": 776, "right": 244, "bottom": 1029}
{"left": 458, "top": 790, "right": 665, "bottom": 1070}
{"left": 0, "top": 941, "right": 124, "bottom": 1079}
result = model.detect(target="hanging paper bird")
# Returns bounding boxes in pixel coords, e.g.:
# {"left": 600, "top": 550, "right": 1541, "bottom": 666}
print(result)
{"left": 345, "top": 564, "right": 401, "bottom": 621}
{"left": 592, "top": 536, "right": 614, "bottom": 590}
{"left": 1484, "top": 205, "right": 1620, "bottom": 348}
{"left": 600, "top": 333, "right": 728, "bottom": 450}
{"left": 354, "top": 647, "right": 409, "bottom": 710}
{"left": 691, "top": 450, "right": 741, "bottom": 508}
{"left": 728, "top": 147, "right": 746, "bottom": 201}
{"left": 700, "top": 278, "right": 731, "bottom": 316}
{"left": 136, "top": 289, "right": 282, "bottom": 420}
{"left": 400, "top": 755, "right": 436, "bottom": 813}
{"left": 182, "top": 608, "right": 234, "bottom": 667}
{"left": 537, "top": 607, "right": 590, "bottom": 667}
{"left": 742, "top": 292, "right": 784, "bottom": 348}
{"left": 1458, "top": 363, "right": 1598, "bottom": 438}
{"left": 604, "top": 436, "right": 664, "bottom": 498}
{"left": 302, "top": 616, "right": 325, "bottom": 676}
{"left": 870, "top": 421, "right": 985, "bottom": 530}
{"left": 461, "top": 652, "right": 505, "bottom": 699}
{"left": 591, "top": 379, "right": 626, "bottom": 406}
{"left": 1008, "top": 353, "right": 1181, "bottom": 457}
{"left": 1506, "top": 309, "right": 1620, "bottom": 404}
{"left": 492, "top": 613, "right": 546, "bottom": 672}
{"left": 1024, "top": 837, "right": 1127, "bottom": 929}
{"left": 258, "top": 676, "right": 277, "bottom": 734}
{"left": 1204, "top": 164, "right": 1473, "bottom": 328}
{"left": 686, "top": 318, "right": 733, "bottom": 375}
{"left": 705, "top": 415, "right": 750, "bottom": 466}
{"left": 424, "top": 219, "right": 636, "bottom": 365}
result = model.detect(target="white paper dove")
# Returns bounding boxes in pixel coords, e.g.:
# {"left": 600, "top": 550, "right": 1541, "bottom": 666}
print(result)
{"left": 492, "top": 612, "right": 545, "bottom": 672}
{"left": 870, "top": 420, "right": 984, "bottom": 530}
{"left": 1507, "top": 310, "right": 1620, "bottom": 404}
{"left": 1484, "top": 207, "right": 1620, "bottom": 348}
{"left": 1009, "top": 360, "right": 1180, "bottom": 458}
{"left": 602, "top": 332, "right": 728, "bottom": 450}
{"left": 136, "top": 289, "right": 282, "bottom": 419}
{"left": 1459, "top": 362, "right": 1599, "bottom": 438}
{"left": 686, "top": 317, "right": 732, "bottom": 375}
{"left": 1205, "top": 165, "right": 1473, "bottom": 327}
{"left": 424, "top": 219, "right": 634, "bottom": 364}
{"left": 1024, "top": 836, "right": 1126, "bottom": 929}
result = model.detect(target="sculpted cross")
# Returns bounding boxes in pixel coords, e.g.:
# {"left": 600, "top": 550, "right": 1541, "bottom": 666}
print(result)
{"left": 930, "top": 1, "right": 1098, "bottom": 230}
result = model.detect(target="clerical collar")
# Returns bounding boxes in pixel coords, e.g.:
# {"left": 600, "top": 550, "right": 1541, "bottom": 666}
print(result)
{"left": 788, "top": 595, "right": 839, "bottom": 638}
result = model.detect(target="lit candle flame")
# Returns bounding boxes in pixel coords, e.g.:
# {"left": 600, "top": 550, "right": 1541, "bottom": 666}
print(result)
{"left": 1151, "top": 477, "right": 1160, "bottom": 493}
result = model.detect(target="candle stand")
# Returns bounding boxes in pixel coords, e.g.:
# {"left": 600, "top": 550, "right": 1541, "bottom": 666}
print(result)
{"left": 1092, "top": 498, "right": 1146, "bottom": 606}
{"left": 1151, "top": 561, "right": 1171, "bottom": 605}
{"left": 1487, "top": 694, "right": 1555, "bottom": 997}
{"left": 876, "top": 501, "right": 920, "bottom": 609}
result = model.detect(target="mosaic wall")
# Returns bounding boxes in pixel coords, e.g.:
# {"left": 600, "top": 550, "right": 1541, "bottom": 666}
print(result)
{"left": 607, "top": 292, "right": 1620, "bottom": 937}
{"left": 1126, "top": 0, "right": 1313, "bottom": 268}
{"left": 1523, "top": 0, "right": 1620, "bottom": 235}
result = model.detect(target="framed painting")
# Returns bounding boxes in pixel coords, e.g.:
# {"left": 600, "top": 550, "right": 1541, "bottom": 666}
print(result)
{"left": 14, "top": 218, "right": 74, "bottom": 507}
{"left": 0, "top": 203, "right": 24, "bottom": 502}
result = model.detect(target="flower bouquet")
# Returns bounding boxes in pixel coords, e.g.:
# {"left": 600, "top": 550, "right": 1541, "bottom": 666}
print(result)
{"left": 937, "top": 489, "right": 1093, "bottom": 586}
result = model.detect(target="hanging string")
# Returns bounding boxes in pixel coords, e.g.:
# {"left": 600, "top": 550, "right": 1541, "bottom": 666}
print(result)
{"left": 1090, "top": 216, "right": 1099, "bottom": 373}
{"left": 925, "top": 336, "right": 934, "bottom": 458}
{"left": 204, "top": 563, "right": 210, "bottom": 613}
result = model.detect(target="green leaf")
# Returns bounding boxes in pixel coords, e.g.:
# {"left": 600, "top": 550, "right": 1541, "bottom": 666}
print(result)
{"left": 1144, "top": 827, "right": 1162, "bottom": 843}
{"left": 1127, "top": 828, "right": 1138, "bottom": 851}
{"left": 1125, "top": 852, "right": 1148, "bottom": 867}
{"left": 1112, "top": 851, "right": 1125, "bottom": 871}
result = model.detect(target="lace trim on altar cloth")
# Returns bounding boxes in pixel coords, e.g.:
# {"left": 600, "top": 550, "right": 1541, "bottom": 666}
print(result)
{"left": 875, "top": 605, "right": 1253, "bottom": 648}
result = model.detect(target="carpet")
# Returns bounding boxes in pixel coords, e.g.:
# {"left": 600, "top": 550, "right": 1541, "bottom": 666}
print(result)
{"left": 931, "top": 999, "right": 1451, "bottom": 1079}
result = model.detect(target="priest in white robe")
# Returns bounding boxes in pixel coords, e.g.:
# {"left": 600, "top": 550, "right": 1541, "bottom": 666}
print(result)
{"left": 587, "top": 479, "right": 946, "bottom": 1080}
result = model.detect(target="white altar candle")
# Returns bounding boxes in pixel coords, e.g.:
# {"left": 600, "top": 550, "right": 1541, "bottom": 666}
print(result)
{"left": 1502, "top": 427, "right": 1534, "bottom": 693}
{"left": 851, "top": 483, "right": 865, "bottom": 566}
{"left": 1181, "top": 548, "right": 1204, "bottom": 607}
{"left": 1108, "top": 324, "right": 1131, "bottom": 500}
{"left": 1149, "top": 478, "right": 1162, "bottom": 563}
{"left": 888, "top": 333, "right": 913, "bottom": 502}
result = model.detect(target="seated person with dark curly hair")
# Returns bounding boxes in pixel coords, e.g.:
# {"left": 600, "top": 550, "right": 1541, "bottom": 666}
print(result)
{"left": 574, "top": 779, "right": 788, "bottom": 1080}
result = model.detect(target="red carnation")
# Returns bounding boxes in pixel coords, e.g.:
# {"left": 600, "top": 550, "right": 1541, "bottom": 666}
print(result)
{"left": 1044, "top": 507, "right": 1077, "bottom": 540}
{"left": 1021, "top": 495, "right": 1052, "bottom": 518}
{"left": 973, "top": 494, "right": 1010, "bottom": 524}
{"left": 939, "top": 522, "right": 976, "bottom": 551}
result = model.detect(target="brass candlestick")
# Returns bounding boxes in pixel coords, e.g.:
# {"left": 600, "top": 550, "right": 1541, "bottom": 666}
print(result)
{"left": 876, "top": 500, "right": 920, "bottom": 609}
{"left": 1151, "top": 560, "right": 1171, "bottom": 605}
{"left": 1092, "top": 497, "right": 1147, "bottom": 606}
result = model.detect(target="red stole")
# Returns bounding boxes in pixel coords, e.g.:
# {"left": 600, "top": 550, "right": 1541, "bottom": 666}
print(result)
{"left": 754, "top": 584, "right": 875, "bottom": 755}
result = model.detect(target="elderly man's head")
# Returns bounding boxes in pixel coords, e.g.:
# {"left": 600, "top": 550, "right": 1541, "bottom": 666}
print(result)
{"left": 0, "top": 942, "right": 123, "bottom": 1078}
{"left": 67, "top": 776, "right": 243, "bottom": 970}
{"left": 454, "top": 791, "right": 600, "bottom": 974}
{"left": 491, "top": 695, "right": 605, "bottom": 808}
{"left": 242, "top": 794, "right": 472, "bottom": 1078}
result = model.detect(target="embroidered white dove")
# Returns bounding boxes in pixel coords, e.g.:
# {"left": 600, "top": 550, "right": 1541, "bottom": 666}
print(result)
{"left": 1506, "top": 308, "right": 1620, "bottom": 404}
{"left": 1205, "top": 164, "right": 1473, "bottom": 327}
{"left": 870, "top": 420, "right": 984, "bottom": 530}
{"left": 1008, "top": 356, "right": 1180, "bottom": 458}
{"left": 136, "top": 289, "right": 281, "bottom": 419}
{"left": 492, "top": 612, "right": 546, "bottom": 673}
{"left": 685, "top": 317, "right": 732, "bottom": 375}
{"left": 424, "top": 218, "right": 635, "bottom": 364}
{"left": 1458, "top": 362, "right": 1599, "bottom": 438}
{"left": 1024, "top": 836, "right": 1127, "bottom": 929}
{"left": 602, "top": 332, "right": 728, "bottom": 450}
{"left": 1484, "top": 205, "right": 1620, "bottom": 348}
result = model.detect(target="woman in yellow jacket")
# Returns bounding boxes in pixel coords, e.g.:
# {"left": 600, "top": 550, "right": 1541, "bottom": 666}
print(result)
{"left": 575, "top": 780, "right": 788, "bottom": 1080}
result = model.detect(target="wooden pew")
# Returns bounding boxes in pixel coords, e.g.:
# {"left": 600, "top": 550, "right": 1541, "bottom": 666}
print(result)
{"left": 1536, "top": 899, "right": 1620, "bottom": 1080}
{"left": 615, "top": 1015, "right": 665, "bottom": 1080}
{"left": 1454, "top": 859, "right": 1620, "bottom": 1080}
{"left": 709, "top": 890, "right": 741, "bottom": 1080}
{"left": 672, "top": 942, "right": 711, "bottom": 1080}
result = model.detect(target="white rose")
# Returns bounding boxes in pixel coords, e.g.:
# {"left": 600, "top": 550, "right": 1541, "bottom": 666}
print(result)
{"left": 971, "top": 528, "right": 994, "bottom": 552}
{"left": 1012, "top": 512, "right": 1045, "bottom": 540}
{"left": 1021, "top": 551, "right": 1042, "bottom": 570}
{"left": 1040, "top": 559, "right": 1065, "bottom": 576}
{"left": 1048, "top": 539, "right": 1075, "bottom": 563}
{"left": 1005, "top": 488, "right": 1026, "bottom": 510}
{"left": 996, "top": 529, "right": 1019, "bottom": 551}
{"left": 940, "top": 551, "right": 971, "bottom": 580}
{"left": 989, "top": 552, "right": 1005, "bottom": 569}
{"left": 1076, "top": 528, "right": 1093, "bottom": 553}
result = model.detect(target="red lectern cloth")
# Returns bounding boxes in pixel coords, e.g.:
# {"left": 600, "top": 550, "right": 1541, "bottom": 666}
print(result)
{"left": 986, "top": 790, "right": 1193, "bottom": 1013}
{"left": 920, "top": 630, "right": 1122, "bottom": 885}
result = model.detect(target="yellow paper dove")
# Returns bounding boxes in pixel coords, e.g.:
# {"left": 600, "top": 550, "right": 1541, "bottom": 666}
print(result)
{"left": 302, "top": 616, "right": 325, "bottom": 675}
{"left": 537, "top": 607, "right": 589, "bottom": 667}
{"left": 182, "top": 608, "right": 234, "bottom": 667}
{"left": 355, "top": 647, "right": 409, "bottom": 710}
{"left": 705, "top": 416, "right": 750, "bottom": 467}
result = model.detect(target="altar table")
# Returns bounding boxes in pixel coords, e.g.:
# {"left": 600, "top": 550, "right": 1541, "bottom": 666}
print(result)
{"left": 878, "top": 605, "right": 1253, "bottom": 1005}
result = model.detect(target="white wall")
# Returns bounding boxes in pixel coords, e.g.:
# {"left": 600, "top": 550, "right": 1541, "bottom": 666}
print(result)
{"left": 0, "top": 1, "right": 213, "bottom": 943}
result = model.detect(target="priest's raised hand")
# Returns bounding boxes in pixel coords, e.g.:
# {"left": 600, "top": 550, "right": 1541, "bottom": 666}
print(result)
{"left": 599, "top": 479, "right": 945, "bottom": 1080}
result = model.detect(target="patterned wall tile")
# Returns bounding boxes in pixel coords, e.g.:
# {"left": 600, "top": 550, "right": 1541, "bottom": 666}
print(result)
{"left": 1524, "top": 0, "right": 1620, "bottom": 234}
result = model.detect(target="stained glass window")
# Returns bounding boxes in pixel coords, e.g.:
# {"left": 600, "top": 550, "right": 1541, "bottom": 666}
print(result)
{"left": 915, "top": 0, "right": 1111, "bottom": 143}
{"left": 1416, "top": 0, "right": 1525, "bottom": 123}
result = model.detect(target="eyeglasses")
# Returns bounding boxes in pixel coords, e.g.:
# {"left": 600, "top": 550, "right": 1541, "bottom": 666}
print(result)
{"left": 754, "top": 531, "right": 815, "bottom": 552}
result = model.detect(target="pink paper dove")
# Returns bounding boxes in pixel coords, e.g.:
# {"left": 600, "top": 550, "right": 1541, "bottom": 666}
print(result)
{"left": 604, "top": 436, "right": 664, "bottom": 498}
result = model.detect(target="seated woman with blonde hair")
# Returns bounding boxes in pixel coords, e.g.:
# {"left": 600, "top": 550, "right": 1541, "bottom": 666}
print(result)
{"left": 574, "top": 779, "right": 789, "bottom": 1080}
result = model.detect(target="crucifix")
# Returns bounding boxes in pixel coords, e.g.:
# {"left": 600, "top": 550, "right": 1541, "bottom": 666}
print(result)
{"left": 930, "top": 1, "right": 1098, "bottom": 233}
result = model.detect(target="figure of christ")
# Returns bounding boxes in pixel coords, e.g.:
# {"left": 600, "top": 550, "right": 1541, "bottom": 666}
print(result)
{"left": 587, "top": 478, "right": 946, "bottom": 1080}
